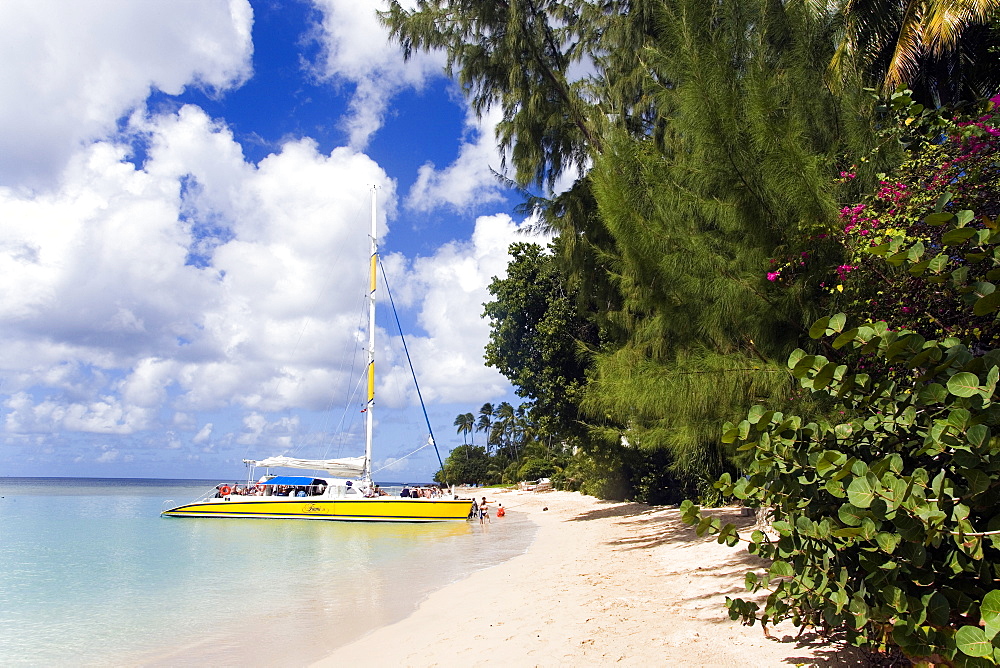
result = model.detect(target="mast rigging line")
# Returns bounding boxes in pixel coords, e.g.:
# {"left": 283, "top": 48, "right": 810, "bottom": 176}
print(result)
{"left": 377, "top": 254, "right": 448, "bottom": 483}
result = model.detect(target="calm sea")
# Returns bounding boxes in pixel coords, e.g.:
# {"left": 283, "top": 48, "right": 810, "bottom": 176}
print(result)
{"left": 0, "top": 478, "right": 533, "bottom": 667}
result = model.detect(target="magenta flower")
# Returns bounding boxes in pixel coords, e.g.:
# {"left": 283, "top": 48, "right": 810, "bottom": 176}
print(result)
{"left": 835, "top": 264, "right": 855, "bottom": 281}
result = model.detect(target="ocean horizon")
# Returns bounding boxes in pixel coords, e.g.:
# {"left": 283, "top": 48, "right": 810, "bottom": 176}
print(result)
{"left": 0, "top": 477, "right": 533, "bottom": 667}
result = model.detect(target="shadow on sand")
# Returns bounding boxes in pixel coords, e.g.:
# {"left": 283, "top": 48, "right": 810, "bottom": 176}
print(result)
{"left": 567, "top": 501, "right": 866, "bottom": 666}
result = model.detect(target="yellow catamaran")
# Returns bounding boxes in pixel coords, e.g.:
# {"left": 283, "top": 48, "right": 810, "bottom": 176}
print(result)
{"left": 162, "top": 188, "right": 473, "bottom": 522}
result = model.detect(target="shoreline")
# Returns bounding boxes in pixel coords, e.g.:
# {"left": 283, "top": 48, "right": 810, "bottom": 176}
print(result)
{"left": 314, "top": 488, "right": 861, "bottom": 667}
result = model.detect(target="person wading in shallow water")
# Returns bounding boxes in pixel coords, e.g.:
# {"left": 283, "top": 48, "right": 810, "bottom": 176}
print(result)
{"left": 479, "top": 497, "right": 490, "bottom": 524}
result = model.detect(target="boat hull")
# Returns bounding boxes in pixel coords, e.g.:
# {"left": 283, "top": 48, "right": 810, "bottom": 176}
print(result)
{"left": 161, "top": 496, "right": 474, "bottom": 522}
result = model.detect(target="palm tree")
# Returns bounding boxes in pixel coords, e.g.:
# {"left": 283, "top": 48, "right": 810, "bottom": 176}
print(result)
{"left": 826, "top": 0, "right": 1000, "bottom": 101}
{"left": 453, "top": 412, "right": 475, "bottom": 445}
{"left": 492, "top": 402, "right": 517, "bottom": 461}
{"left": 476, "top": 403, "right": 494, "bottom": 454}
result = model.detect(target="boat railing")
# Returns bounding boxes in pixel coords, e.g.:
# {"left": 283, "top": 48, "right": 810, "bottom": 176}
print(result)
{"left": 186, "top": 482, "right": 455, "bottom": 502}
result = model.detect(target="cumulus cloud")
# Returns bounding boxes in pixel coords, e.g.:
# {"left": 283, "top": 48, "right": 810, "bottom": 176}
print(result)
{"left": 0, "top": 0, "right": 253, "bottom": 187}
{"left": 308, "top": 2, "right": 514, "bottom": 215}
{"left": 96, "top": 448, "right": 120, "bottom": 463}
{"left": 192, "top": 423, "right": 213, "bottom": 445}
{"left": 308, "top": 0, "right": 446, "bottom": 148}
{"left": 0, "top": 105, "right": 393, "bottom": 443}
{"left": 379, "top": 213, "right": 548, "bottom": 406}
{"left": 406, "top": 106, "right": 509, "bottom": 212}
{"left": 0, "top": 2, "right": 531, "bottom": 477}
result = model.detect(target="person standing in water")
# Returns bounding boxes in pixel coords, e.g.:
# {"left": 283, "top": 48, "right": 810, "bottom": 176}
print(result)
{"left": 479, "top": 496, "right": 490, "bottom": 524}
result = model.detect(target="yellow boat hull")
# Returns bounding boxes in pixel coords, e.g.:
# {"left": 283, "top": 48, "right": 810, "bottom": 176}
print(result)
{"left": 161, "top": 496, "right": 474, "bottom": 522}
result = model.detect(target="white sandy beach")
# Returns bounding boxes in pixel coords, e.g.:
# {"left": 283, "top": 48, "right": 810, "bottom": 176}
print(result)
{"left": 313, "top": 488, "right": 861, "bottom": 667}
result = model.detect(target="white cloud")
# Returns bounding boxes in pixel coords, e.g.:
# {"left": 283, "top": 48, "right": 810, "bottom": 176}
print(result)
{"left": 96, "top": 448, "right": 120, "bottom": 463}
{"left": 379, "top": 213, "right": 548, "bottom": 406}
{"left": 308, "top": 1, "right": 513, "bottom": 215}
{"left": 406, "top": 106, "right": 508, "bottom": 212}
{"left": 308, "top": 0, "right": 446, "bottom": 148}
{"left": 192, "top": 423, "right": 213, "bottom": 445}
{"left": 0, "top": 3, "right": 533, "bottom": 478}
{"left": 0, "top": 0, "right": 253, "bottom": 187}
{"left": 236, "top": 412, "right": 300, "bottom": 448}
{"left": 4, "top": 391, "right": 151, "bottom": 435}
{"left": 0, "top": 105, "right": 395, "bottom": 442}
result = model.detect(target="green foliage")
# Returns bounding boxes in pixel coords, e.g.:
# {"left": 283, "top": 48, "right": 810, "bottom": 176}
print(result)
{"left": 835, "top": 94, "right": 1000, "bottom": 348}
{"left": 380, "top": 0, "right": 605, "bottom": 188}
{"left": 445, "top": 401, "right": 573, "bottom": 487}
{"left": 435, "top": 444, "right": 491, "bottom": 486}
{"left": 555, "top": 448, "right": 631, "bottom": 500}
{"left": 483, "top": 242, "right": 595, "bottom": 439}
{"left": 517, "top": 457, "right": 557, "bottom": 482}
{"left": 453, "top": 412, "right": 475, "bottom": 445}
{"left": 815, "top": 0, "right": 1000, "bottom": 105}
{"left": 579, "top": 0, "right": 895, "bottom": 489}
{"left": 683, "top": 186, "right": 1000, "bottom": 661}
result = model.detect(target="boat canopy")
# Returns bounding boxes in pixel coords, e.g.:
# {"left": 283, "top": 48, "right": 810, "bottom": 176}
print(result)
{"left": 245, "top": 455, "right": 366, "bottom": 478}
{"left": 259, "top": 476, "right": 325, "bottom": 486}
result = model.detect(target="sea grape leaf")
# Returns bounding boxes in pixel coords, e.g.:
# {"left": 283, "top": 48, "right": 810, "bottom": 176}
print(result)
{"left": 919, "top": 383, "right": 948, "bottom": 404}
{"left": 770, "top": 560, "right": 793, "bottom": 578}
{"left": 847, "top": 474, "right": 878, "bottom": 509}
{"left": 924, "top": 211, "right": 954, "bottom": 225}
{"left": 974, "top": 288, "right": 1000, "bottom": 316}
{"left": 981, "top": 590, "right": 1000, "bottom": 627}
{"left": 809, "top": 317, "right": 830, "bottom": 339}
{"left": 812, "top": 362, "right": 838, "bottom": 390}
{"left": 967, "top": 424, "right": 989, "bottom": 448}
{"left": 949, "top": 373, "right": 982, "bottom": 398}
{"left": 924, "top": 591, "right": 950, "bottom": 627}
{"left": 832, "top": 329, "right": 859, "bottom": 349}
{"left": 875, "top": 532, "right": 901, "bottom": 554}
{"left": 928, "top": 253, "right": 950, "bottom": 272}
{"left": 943, "top": 228, "right": 978, "bottom": 246}
{"left": 956, "top": 626, "right": 993, "bottom": 657}
{"left": 839, "top": 503, "right": 866, "bottom": 526}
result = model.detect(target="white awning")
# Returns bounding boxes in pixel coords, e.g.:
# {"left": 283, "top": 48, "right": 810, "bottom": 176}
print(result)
{"left": 245, "top": 455, "right": 366, "bottom": 478}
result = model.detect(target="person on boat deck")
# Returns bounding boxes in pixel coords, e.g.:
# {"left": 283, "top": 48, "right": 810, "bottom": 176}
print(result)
{"left": 400, "top": 487, "right": 410, "bottom": 498}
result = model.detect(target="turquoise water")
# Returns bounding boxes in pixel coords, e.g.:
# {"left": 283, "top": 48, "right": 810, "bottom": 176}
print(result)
{"left": 0, "top": 478, "right": 533, "bottom": 667}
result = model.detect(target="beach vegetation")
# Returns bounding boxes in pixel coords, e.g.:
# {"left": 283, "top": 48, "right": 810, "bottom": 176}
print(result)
{"left": 818, "top": 0, "right": 1000, "bottom": 105}
{"left": 454, "top": 412, "right": 476, "bottom": 445}
{"left": 385, "top": 0, "right": 1000, "bottom": 515}
{"left": 681, "top": 99, "right": 1000, "bottom": 663}
{"left": 434, "top": 444, "right": 491, "bottom": 486}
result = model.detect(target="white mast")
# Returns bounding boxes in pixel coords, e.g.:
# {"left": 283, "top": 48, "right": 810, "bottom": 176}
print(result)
{"left": 365, "top": 185, "right": 377, "bottom": 481}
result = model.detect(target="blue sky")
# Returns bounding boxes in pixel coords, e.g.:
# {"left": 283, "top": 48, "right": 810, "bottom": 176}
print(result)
{"left": 0, "top": 0, "right": 548, "bottom": 481}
